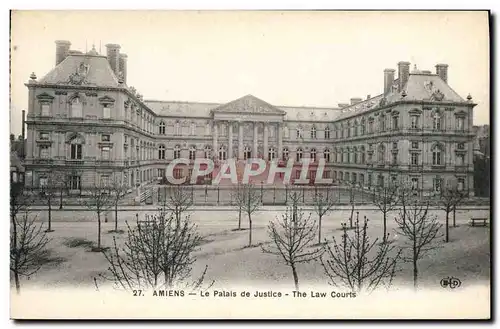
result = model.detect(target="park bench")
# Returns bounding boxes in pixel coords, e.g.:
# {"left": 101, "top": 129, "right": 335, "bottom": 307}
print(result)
{"left": 470, "top": 218, "right": 488, "bottom": 227}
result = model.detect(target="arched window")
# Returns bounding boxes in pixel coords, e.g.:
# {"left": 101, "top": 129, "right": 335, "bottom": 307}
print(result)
{"left": 379, "top": 115, "right": 386, "bottom": 132}
{"left": 204, "top": 145, "right": 212, "bottom": 158}
{"left": 378, "top": 144, "right": 385, "bottom": 164}
{"left": 69, "top": 135, "right": 83, "bottom": 160}
{"left": 268, "top": 147, "right": 276, "bottom": 161}
{"left": 219, "top": 145, "right": 227, "bottom": 161}
{"left": 282, "top": 147, "right": 289, "bottom": 161}
{"left": 433, "top": 112, "right": 442, "bottom": 130}
{"left": 311, "top": 126, "right": 317, "bottom": 139}
{"left": 174, "top": 145, "right": 181, "bottom": 159}
{"left": 296, "top": 148, "right": 303, "bottom": 162}
{"left": 70, "top": 97, "right": 83, "bottom": 118}
{"left": 324, "top": 126, "right": 331, "bottom": 139}
{"left": 310, "top": 148, "right": 317, "bottom": 162}
{"left": 158, "top": 144, "right": 165, "bottom": 160}
{"left": 324, "top": 148, "right": 330, "bottom": 162}
{"left": 432, "top": 144, "right": 443, "bottom": 165}
{"left": 175, "top": 121, "right": 180, "bottom": 135}
{"left": 361, "top": 118, "right": 366, "bottom": 135}
{"left": 189, "top": 146, "right": 196, "bottom": 160}
{"left": 244, "top": 146, "right": 252, "bottom": 160}
{"left": 159, "top": 121, "right": 166, "bottom": 135}
{"left": 353, "top": 121, "right": 358, "bottom": 137}
{"left": 353, "top": 146, "right": 358, "bottom": 164}
{"left": 361, "top": 146, "right": 366, "bottom": 164}
{"left": 296, "top": 127, "right": 302, "bottom": 139}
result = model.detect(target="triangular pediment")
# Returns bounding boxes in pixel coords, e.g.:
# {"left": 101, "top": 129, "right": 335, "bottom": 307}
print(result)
{"left": 212, "top": 95, "right": 285, "bottom": 115}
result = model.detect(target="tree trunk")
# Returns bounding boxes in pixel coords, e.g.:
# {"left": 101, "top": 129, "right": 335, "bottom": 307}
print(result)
{"left": 11, "top": 212, "right": 20, "bottom": 294}
{"left": 413, "top": 237, "right": 418, "bottom": 290}
{"left": 238, "top": 208, "right": 242, "bottom": 230}
{"left": 97, "top": 212, "right": 102, "bottom": 249}
{"left": 445, "top": 211, "right": 449, "bottom": 242}
{"left": 47, "top": 199, "right": 52, "bottom": 232}
{"left": 349, "top": 204, "right": 354, "bottom": 228}
{"left": 453, "top": 207, "right": 457, "bottom": 228}
{"left": 114, "top": 203, "right": 118, "bottom": 232}
{"left": 291, "top": 263, "right": 299, "bottom": 291}
{"left": 248, "top": 214, "right": 252, "bottom": 246}
{"left": 318, "top": 214, "right": 322, "bottom": 245}
{"left": 383, "top": 211, "right": 387, "bottom": 243}
{"left": 59, "top": 189, "right": 63, "bottom": 209}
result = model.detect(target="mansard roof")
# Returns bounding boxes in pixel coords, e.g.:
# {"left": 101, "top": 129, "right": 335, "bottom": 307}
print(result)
{"left": 38, "top": 54, "right": 120, "bottom": 88}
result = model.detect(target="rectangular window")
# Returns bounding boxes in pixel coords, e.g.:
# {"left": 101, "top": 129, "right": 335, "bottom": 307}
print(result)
{"left": 392, "top": 116, "right": 399, "bottom": 130}
{"left": 392, "top": 142, "right": 398, "bottom": 149}
{"left": 457, "top": 178, "right": 465, "bottom": 191}
{"left": 457, "top": 154, "right": 465, "bottom": 166}
{"left": 69, "top": 175, "right": 81, "bottom": 190}
{"left": 40, "top": 146, "right": 50, "bottom": 159}
{"left": 39, "top": 132, "right": 50, "bottom": 140}
{"left": 392, "top": 153, "right": 398, "bottom": 164}
{"left": 411, "top": 115, "right": 419, "bottom": 129}
{"left": 456, "top": 117, "right": 465, "bottom": 131}
{"left": 41, "top": 104, "right": 50, "bottom": 116}
{"left": 411, "top": 141, "right": 419, "bottom": 149}
{"left": 39, "top": 177, "right": 48, "bottom": 187}
{"left": 458, "top": 143, "right": 465, "bottom": 150}
{"left": 103, "top": 105, "right": 111, "bottom": 119}
{"left": 411, "top": 153, "right": 419, "bottom": 165}
{"left": 323, "top": 170, "right": 331, "bottom": 179}
{"left": 434, "top": 178, "right": 442, "bottom": 193}
{"left": 411, "top": 177, "right": 419, "bottom": 190}
{"left": 101, "top": 175, "right": 110, "bottom": 187}
{"left": 70, "top": 144, "right": 82, "bottom": 160}
{"left": 102, "top": 134, "right": 110, "bottom": 142}
{"left": 173, "top": 168, "right": 182, "bottom": 179}
{"left": 295, "top": 170, "right": 301, "bottom": 180}
{"left": 102, "top": 146, "right": 110, "bottom": 160}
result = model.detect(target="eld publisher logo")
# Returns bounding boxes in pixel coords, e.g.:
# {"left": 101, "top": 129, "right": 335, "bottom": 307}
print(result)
{"left": 440, "top": 277, "right": 462, "bottom": 289}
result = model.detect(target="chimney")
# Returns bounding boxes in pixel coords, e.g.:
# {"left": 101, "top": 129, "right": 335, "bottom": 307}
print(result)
{"left": 338, "top": 103, "right": 349, "bottom": 108}
{"left": 397, "top": 61, "right": 410, "bottom": 92}
{"left": 366, "top": 94, "right": 371, "bottom": 100}
{"left": 350, "top": 98, "right": 362, "bottom": 105}
{"left": 105, "top": 43, "right": 121, "bottom": 77}
{"left": 384, "top": 68, "right": 395, "bottom": 94}
{"left": 435, "top": 64, "right": 449, "bottom": 83}
{"left": 55, "top": 40, "right": 71, "bottom": 66}
{"left": 119, "top": 53, "right": 128, "bottom": 84}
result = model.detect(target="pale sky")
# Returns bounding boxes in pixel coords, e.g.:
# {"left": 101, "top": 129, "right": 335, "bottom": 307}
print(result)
{"left": 10, "top": 10, "right": 490, "bottom": 136}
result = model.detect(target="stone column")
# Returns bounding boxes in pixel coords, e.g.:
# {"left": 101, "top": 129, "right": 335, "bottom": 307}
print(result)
{"left": 277, "top": 122, "right": 283, "bottom": 161}
{"left": 238, "top": 122, "right": 244, "bottom": 160}
{"left": 228, "top": 121, "right": 233, "bottom": 159}
{"left": 253, "top": 122, "right": 259, "bottom": 158}
{"left": 263, "top": 123, "right": 269, "bottom": 161}
{"left": 213, "top": 121, "right": 218, "bottom": 160}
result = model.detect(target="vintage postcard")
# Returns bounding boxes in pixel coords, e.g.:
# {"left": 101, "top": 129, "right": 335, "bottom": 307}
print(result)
{"left": 9, "top": 10, "right": 491, "bottom": 319}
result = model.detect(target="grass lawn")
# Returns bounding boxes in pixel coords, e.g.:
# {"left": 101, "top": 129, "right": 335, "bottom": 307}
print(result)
{"left": 19, "top": 208, "right": 490, "bottom": 291}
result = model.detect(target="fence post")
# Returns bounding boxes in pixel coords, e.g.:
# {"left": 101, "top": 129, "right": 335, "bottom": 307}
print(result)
{"left": 302, "top": 187, "right": 305, "bottom": 203}
{"left": 217, "top": 186, "right": 220, "bottom": 205}
{"left": 205, "top": 185, "right": 208, "bottom": 202}
{"left": 191, "top": 185, "right": 194, "bottom": 203}
{"left": 273, "top": 186, "right": 276, "bottom": 204}
{"left": 285, "top": 185, "right": 288, "bottom": 204}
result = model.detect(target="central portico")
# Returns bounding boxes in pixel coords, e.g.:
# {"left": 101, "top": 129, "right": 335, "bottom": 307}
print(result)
{"left": 210, "top": 95, "right": 286, "bottom": 161}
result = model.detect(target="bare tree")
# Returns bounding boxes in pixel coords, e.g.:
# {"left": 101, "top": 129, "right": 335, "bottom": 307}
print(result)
{"left": 240, "top": 184, "right": 261, "bottom": 247}
{"left": 312, "top": 187, "right": 337, "bottom": 244}
{"left": 346, "top": 182, "right": 357, "bottom": 228}
{"left": 10, "top": 210, "right": 50, "bottom": 294}
{"left": 81, "top": 182, "right": 113, "bottom": 251}
{"left": 160, "top": 185, "right": 193, "bottom": 227}
{"left": 439, "top": 179, "right": 466, "bottom": 238}
{"left": 39, "top": 171, "right": 67, "bottom": 232}
{"left": 99, "top": 209, "right": 213, "bottom": 291}
{"left": 394, "top": 197, "right": 443, "bottom": 290}
{"left": 231, "top": 184, "right": 245, "bottom": 230}
{"left": 372, "top": 182, "right": 398, "bottom": 243}
{"left": 262, "top": 202, "right": 323, "bottom": 291}
{"left": 321, "top": 216, "right": 401, "bottom": 293}
{"left": 108, "top": 177, "right": 129, "bottom": 233}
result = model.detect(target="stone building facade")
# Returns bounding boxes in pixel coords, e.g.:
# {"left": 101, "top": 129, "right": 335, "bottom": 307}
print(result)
{"left": 23, "top": 41, "right": 477, "bottom": 195}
